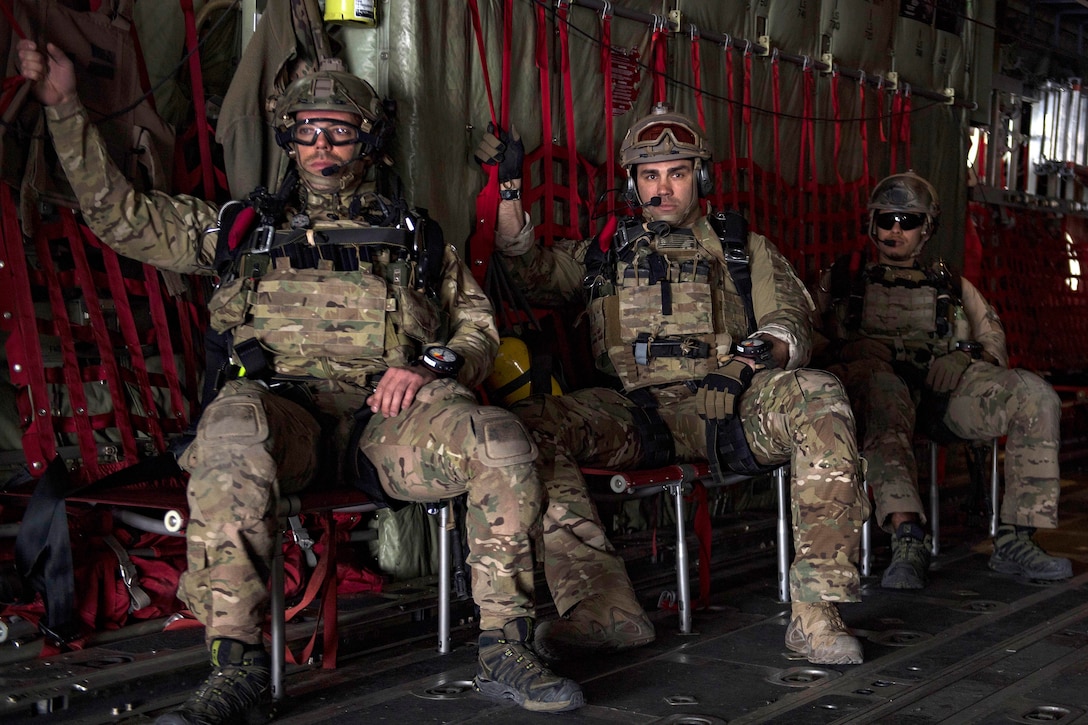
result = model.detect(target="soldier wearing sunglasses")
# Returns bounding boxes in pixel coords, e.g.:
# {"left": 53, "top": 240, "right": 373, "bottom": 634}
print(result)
{"left": 816, "top": 172, "right": 1069, "bottom": 591}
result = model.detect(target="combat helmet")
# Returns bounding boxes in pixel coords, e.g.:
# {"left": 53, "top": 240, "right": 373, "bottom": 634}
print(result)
{"left": 867, "top": 171, "right": 941, "bottom": 238}
{"left": 619, "top": 103, "right": 714, "bottom": 198}
{"left": 274, "top": 69, "right": 390, "bottom": 160}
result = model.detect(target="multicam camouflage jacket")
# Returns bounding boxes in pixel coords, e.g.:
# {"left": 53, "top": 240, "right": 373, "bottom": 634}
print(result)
{"left": 495, "top": 212, "right": 816, "bottom": 391}
{"left": 44, "top": 100, "right": 498, "bottom": 389}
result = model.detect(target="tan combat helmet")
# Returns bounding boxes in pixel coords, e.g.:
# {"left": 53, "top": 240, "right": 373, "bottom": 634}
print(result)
{"left": 868, "top": 171, "right": 941, "bottom": 238}
{"left": 619, "top": 103, "right": 714, "bottom": 199}
{"left": 273, "top": 70, "right": 389, "bottom": 161}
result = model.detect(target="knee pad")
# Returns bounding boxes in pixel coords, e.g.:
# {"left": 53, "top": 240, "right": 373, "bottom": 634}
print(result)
{"left": 197, "top": 385, "right": 271, "bottom": 447}
{"left": 471, "top": 408, "right": 538, "bottom": 468}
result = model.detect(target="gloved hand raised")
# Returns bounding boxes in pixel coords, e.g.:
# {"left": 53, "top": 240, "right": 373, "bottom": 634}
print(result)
{"left": 695, "top": 357, "right": 755, "bottom": 421}
{"left": 474, "top": 123, "right": 524, "bottom": 183}
{"left": 925, "top": 350, "right": 972, "bottom": 393}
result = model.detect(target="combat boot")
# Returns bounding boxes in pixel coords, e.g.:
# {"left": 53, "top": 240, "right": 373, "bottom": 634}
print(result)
{"left": 989, "top": 524, "right": 1072, "bottom": 580}
{"left": 785, "top": 602, "right": 863, "bottom": 665}
{"left": 534, "top": 592, "right": 656, "bottom": 658}
{"left": 881, "top": 521, "right": 932, "bottom": 590}
{"left": 155, "top": 638, "right": 272, "bottom": 725}
{"left": 473, "top": 617, "right": 585, "bottom": 712}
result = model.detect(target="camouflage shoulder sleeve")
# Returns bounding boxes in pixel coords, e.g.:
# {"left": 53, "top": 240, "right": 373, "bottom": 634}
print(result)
{"left": 961, "top": 278, "right": 1009, "bottom": 368}
{"left": 497, "top": 219, "right": 591, "bottom": 307}
{"left": 747, "top": 232, "right": 816, "bottom": 368}
{"left": 45, "top": 101, "right": 219, "bottom": 275}
{"left": 439, "top": 244, "right": 500, "bottom": 388}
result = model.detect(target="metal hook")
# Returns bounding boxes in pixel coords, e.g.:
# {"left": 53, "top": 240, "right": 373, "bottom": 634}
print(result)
{"left": 801, "top": 55, "right": 811, "bottom": 72}
{"left": 858, "top": 69, "right": 866, "bottom": 87}
{"left": 771, "top": 47, "right": 779, "bottom": 62}
{"left": 722, "top": 33, "right": 733, "bottom": 52}
{"left": 690, "top": 23, "right": 698, "bottom": 43}
{"left": 903, "top": 81, "right": 912, "bottom": 98}
{"left": 599, "top": 0, "right": 612, "bottom": 19}
{"left": 875, "top": 73, "right": 884, "bottom": 90}
{"left": 743, "top": 39, "right": 752, "bottom": 56}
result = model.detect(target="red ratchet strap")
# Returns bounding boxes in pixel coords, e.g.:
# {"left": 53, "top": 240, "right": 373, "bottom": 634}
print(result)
{"left": 556, "top": 1, "right": 582, "bottom": 234}
{"left": 465, "top": 0, "right": 509, "bottom": 284}
{"left": 889, "top": 85, "right": 901, "bottom": 172}
{"left": 650, "top": 18, "right": 668, "bottom": 104}
{"left": 533, "top": 1, "right": 558, "bottom": 244}
{"left": 598, "top": 7, "right": 616, "bottom": 219}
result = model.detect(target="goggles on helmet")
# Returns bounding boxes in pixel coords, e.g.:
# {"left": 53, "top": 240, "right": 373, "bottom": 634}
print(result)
{"left": 874, "top": 211, "right": 926, "bottom": 231}
{"left": 636, "top": 122, "right": 698, "bottom": 145}
{"left": 289, "top": 118, "right": 364, "bottom": 146}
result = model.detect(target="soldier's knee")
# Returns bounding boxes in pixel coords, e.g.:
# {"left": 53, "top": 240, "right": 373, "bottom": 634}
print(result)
{"left": 197, "top": 382, "right": 272, "bottom": 448}
{"left": 1013, "top": 370, "right": 1060, "bottom": 410}
{"left": 471, "top": 407, "right": 538, "bottom": 468}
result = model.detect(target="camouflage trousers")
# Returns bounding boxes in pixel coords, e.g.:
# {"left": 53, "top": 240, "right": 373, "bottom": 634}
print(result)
{"left": 179, "top": 377, "right": 544, "bottom": 643}
{"left": 832, "top": 359, "right": 1062, "bottom": 531}
{"left": 513, "top": 367, "right": 868, "bottom": 604}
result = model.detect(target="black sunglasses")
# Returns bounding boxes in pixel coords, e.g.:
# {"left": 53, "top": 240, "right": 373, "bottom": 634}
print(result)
{"left": 875, "top": 212, "right": 926, "bottom": 231}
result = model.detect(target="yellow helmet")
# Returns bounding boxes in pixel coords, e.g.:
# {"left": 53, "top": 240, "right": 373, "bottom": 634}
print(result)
{"left": 486, "top": 337, "right": 562, "bottom": 406}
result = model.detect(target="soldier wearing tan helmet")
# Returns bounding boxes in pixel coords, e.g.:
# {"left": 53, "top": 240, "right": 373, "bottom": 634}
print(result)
{"left": 481, "top": 103, "right": 871, "bottom": 665}
{"left": 17, "top": 40, "right": 587, "bottom": 723}
{"left": 816, "top": 171, "right": 1069, "bottom": 591}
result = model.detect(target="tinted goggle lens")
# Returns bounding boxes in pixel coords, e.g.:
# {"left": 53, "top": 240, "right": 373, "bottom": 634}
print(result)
{"left": 875, "top": 212, "right": 926, "bottom": 231}
{"left": 291, "top": 119, "right": 363, "bottom": 146}
{"left": 636, "top": 123, "right": 697, "bottom": 145}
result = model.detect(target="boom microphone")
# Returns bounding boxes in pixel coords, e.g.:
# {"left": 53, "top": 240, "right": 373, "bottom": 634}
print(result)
{"left": 643, "top": 196, "right": 662, "bottom": 207}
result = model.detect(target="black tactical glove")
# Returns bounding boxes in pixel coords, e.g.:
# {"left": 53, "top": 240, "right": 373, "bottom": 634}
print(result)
{"left": 925, "top": 350, "right": 972, "bottom": 393}
{"left": 695, "top": 357, "right": 755, "bottom": 421}
{"left": 474, "top": 123, "right": 524, "bottom": 183}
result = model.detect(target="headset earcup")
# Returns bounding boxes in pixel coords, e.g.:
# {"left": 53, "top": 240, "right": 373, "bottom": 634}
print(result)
{"left": 697, "top": 164, "right": 714, "bottom": 197}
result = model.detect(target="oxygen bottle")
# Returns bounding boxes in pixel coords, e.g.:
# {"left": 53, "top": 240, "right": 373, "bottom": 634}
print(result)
{"left": 324, "top": 0, "right": 378, "bottom": 26}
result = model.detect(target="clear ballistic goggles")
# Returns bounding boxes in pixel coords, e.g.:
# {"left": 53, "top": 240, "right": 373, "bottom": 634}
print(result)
{"left": 874, "top": 211, "right": 926, "bottom": 231}
{"left": 290, "top": 118, "right": 364, "bottom": 146}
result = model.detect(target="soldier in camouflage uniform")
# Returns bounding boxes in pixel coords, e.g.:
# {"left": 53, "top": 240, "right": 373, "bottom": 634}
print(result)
{"left": 483, "top": 104, "right": 871, "bottom": 665}
{"left": 17, "top": 40, "right": 585, "bottom": 721}
{"left": 815, "top": 172, "right": 1070, "bottom": 590}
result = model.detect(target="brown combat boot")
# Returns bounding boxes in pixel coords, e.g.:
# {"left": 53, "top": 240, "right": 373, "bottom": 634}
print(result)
{"left": 534, "top": 592, "right": 655, "bottom": 658}
{"left": 784, "top": 602, "right": 863, "bottom": 665}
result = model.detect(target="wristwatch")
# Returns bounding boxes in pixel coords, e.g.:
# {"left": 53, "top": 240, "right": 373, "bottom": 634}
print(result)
{"left": 733, "top": 337, "right": 775, "bottom": 367}
{"left": 418, "top": 345, "right": 464, "bottom": 377}
{"left": 499, "top": 188, "right": 522, "bottom": 201}
{"left": 955, "top": 340, "right": 983, "bottom": 359}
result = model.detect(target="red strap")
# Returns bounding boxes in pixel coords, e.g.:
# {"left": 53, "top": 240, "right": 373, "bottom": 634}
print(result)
{"left": 890, "top": 88, "right": 901, "bottom": 171}
{"left": 0, "top": 0, "right": 26, "bottom": 39}
{"left": 690, "top": 33, "right": 705, "bottom": 132}
{"left": 767, "top": 54, "right": 781, "bottom": 237}
{"left": 556, "top": 3, "right": 582, "bottom": 234}
{"left": 743, "top": 50, "right": 756, "bottom": 219}
{"left": 801, "top": 63, "right": 819, "bottom": 250}
{"left": 687, "top": 481, "right": 712, "bottom": 609}
{"left": 830, "top": 71, "right": 843, "bottom": 185}
{"left": 35, "top": 220, "right": 100, "bottom": 477}
{"left": 534, "top": 2, "right": 557, "bottom": 244}
{"left": 599, "top": 10, "right": 616, "bottom": 219}
{"left": 723, "top": 42, "right": 739, "bottom": 209}
{"left": 651, "top": 27, "right": 668, "bottom": 104}
{"left": 0, "top": 185, "right": 55, "bottom": 471}
{"left": 465, "top": 0, "right": 506, "bottom": 284}
{"left": 901, "top": 88, "right": 913, "bottom": 169}
{"left": 180, "top": 0, "right": 217, "bottom": 200}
